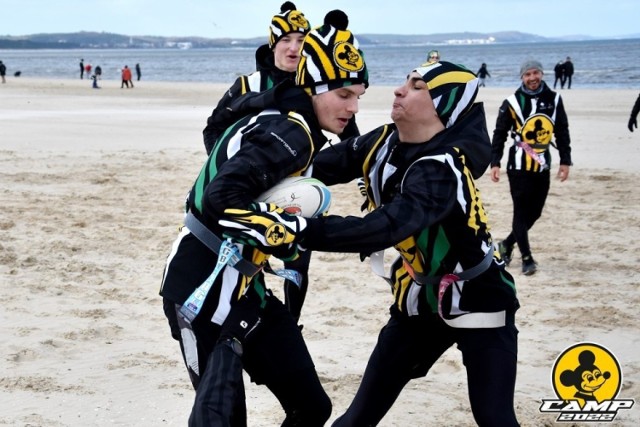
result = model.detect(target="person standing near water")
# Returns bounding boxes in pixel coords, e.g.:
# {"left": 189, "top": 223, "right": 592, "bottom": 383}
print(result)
{"left": 0, "top": 60, "right": 7, "bottom": 84}
{"left": 477, "top": 62, "right": 491, "bottom": 87}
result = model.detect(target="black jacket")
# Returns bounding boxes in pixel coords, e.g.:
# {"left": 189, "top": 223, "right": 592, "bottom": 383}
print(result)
{"left": 307, "top": 104, "right": 517, "bottom": 318}
{"left": 192, "top": 81, "right": 329, "bottom": 233}
{"left": 491, "top": 81, "right": 571, "bottom": 172}
{"left": 161, "top": 82, "right": 329, "bottom": 306}
{"left": 564, "top": 60, "right": 574, "bottom": 77}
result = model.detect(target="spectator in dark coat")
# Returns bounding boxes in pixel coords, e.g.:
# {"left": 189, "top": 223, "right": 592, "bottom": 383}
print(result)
{"left": 563, "top": 57, "right": 574, "bottom": 89}
{"left": 553, "top": 60, "right": 564, "bottom": 89}
{"left": 0, "top": 60, "right": 6, "bottom": 84}
{"left": 477, "top": 63, "right": 491, "bottom": 87}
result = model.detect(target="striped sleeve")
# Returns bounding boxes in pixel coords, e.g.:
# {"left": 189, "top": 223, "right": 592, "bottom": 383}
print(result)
{"left": 304, "top": 158, "right": 457, "bottom": 253}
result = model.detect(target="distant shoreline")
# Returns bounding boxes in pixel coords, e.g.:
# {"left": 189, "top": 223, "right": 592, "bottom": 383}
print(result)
{"left": 2, "top": 31, "right": 639, "bottom": 51}
{"left": 2, "top": 40, "right": 639, "bottom": 89}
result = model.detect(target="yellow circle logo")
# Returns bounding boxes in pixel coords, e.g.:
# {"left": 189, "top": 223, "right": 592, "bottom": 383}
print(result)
{"left": 552, "top": 343, "right": 622, "bottom": 405}
{"left": 265, "top": 223, "right": 288, "bottom": 246}
{"left": 288, "top": 11, "right": 309, "bottom": 31}
{"left": 520, "top": 113, "right": 553, "bottom": 152}
{"left": 333, "top": 41, "right": 364, "bottom": 73}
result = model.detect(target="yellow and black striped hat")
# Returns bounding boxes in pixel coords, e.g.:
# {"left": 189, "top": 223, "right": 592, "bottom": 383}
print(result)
{"left": 413, "top": 61, "right": 479, "bottom": 128}
{"left": 268, "top": 2, "right": 311, "bottom": 49}
{"left": 295, "top": 10, "right": 368, "bottom": 95}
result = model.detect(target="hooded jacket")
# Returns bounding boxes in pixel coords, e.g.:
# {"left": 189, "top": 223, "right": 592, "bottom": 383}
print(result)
{"left": 192, "top": 80, "right": 328, "bottom": 232}
{"left": 308, "top": 103, "right": 518, "bottom": 320}
{"left": 161, "top": 81, "right": 328, "bottom": 307}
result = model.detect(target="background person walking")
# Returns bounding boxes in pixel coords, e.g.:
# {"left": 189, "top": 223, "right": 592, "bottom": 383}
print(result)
{"left": 490, "top": 60, "right": 572, "bottom": 275}
{"left": 121, "top": 65, "right": 133, "bottom": 88}
{"left": 564, "top": 56, "right": 574, "bottom": 89}
{"left": 477, "top": 62, "right": 491, "bottom": 87}
{"left": 553, "top": 60, "right": 565, "bottom": 89}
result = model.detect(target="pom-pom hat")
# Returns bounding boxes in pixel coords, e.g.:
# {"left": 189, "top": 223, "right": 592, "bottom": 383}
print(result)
{"left": 268, "top": 2, "right": 311, "bottom": 49}
{"left": 295, "top": 10, "right": 369, "bottom": 95}
{"left": 412, "top": 61, "right": 479, "bottom": 128}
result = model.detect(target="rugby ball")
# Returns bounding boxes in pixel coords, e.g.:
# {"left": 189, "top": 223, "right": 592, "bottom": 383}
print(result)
{"left": 256, "top": 176, "right": 331, "bottom": 218}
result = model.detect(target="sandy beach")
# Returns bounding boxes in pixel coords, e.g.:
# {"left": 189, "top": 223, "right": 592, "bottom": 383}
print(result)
{"left": 1, "top": 77, "right": 639, "bottom": 426}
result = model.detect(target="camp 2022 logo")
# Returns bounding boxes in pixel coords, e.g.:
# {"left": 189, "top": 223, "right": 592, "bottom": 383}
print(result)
{"left": 539, "top": 342, "right": 634, "bottom": 422}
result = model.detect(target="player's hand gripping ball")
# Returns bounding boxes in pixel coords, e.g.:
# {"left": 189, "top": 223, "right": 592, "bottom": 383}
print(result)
{"left": 220, "top": 203, "right": 307, "bottom": 250}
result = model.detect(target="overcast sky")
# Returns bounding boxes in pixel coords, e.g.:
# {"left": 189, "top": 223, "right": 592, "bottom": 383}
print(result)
{"left": 2, "top": 0, "right": 638, "bottom": 40}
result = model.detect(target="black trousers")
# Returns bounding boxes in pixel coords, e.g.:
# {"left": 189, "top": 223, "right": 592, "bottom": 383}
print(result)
{"left": 503, "top": 170, "right": 550, "bottom": 259}
{"left": 164, "top": 296, "right": 331, "bottom": 427}
{"left": 283, "top": 249, "right": 312, "bottom": 323}
{"left": 554, "top": 75, "right": 564, "bottom": 89}
{"left": 332, "top": 310, "right": 519, "bottom": 427}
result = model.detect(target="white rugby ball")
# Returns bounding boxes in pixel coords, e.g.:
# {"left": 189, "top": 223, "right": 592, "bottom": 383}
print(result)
{"left": 257, "top": 176, "right": 331, "bottom": 218}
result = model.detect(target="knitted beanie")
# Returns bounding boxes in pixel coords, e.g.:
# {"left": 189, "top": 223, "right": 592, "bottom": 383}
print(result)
{"left": 295, "top": 10, "right": 368, "bottom": 95}
{"left": 268, "top": 2, "right": 311, "bottom": 49}
{"left": 412, "top": 61, "right": 479, "bottom": 128}
{"left": 520, "top": 59, "right": 543, "bottom": 77}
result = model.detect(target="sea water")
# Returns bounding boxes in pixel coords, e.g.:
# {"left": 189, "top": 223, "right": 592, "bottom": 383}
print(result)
{"left": 1, "top": 38, "right": 639, "bottom": 88}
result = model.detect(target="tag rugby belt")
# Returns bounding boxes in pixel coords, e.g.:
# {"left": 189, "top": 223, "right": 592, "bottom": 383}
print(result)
{"left": 184, "top": 212, "right": 262, "bottom": 277}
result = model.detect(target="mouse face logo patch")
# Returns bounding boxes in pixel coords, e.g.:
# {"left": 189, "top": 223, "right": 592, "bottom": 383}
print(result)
{"left": 539, "top": 342, "right": 634, "bottom": 423}
{"left": 265, "top": 223, "right": 288, "bottom": 246}
{"left": 287, "top": 11, "right": 309, "bottom": 31}
{"left": 519, "top": 114, "right": 553, "bottom": 153}
{"left": 519, "top": 113, "right": 553, "bottom": 152}
{"left": 333, "top": 41, "right": 364, "bottom": 73}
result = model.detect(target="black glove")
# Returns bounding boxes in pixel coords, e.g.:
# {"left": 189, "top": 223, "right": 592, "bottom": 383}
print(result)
{"left": 270, "top": 242, "right": 300, "bottom": 261}
{"left": 629, "top": 116, "right": 637, "bottom": 132}
{"left": 219, "top": 203, "right": 307, "bottom": 251}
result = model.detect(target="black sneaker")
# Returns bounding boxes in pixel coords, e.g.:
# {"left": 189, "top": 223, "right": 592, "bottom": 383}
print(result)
{"left": 498, "top": 241, "right": 513, "bottom": 266}
{"left": 522, "top": 255, "right": 537, "bottom": 276}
